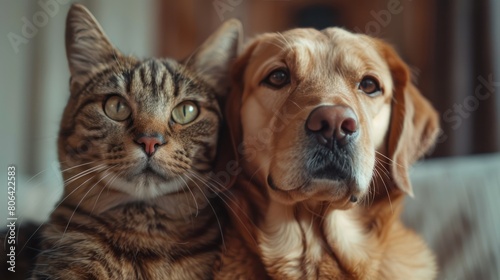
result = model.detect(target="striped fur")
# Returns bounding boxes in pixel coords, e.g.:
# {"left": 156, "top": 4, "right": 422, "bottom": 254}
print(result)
{"left": 32, "top": 4, "right": 241, "bottom": 279}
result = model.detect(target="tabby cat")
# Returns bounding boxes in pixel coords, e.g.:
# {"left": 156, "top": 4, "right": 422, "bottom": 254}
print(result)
{"left": 32, "top": 4, "right": 241, "bottom": 279}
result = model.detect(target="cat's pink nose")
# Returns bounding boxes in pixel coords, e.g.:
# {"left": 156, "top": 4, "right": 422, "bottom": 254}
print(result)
{"left": 135, "top": 135, "right": 165, "bottom": 156}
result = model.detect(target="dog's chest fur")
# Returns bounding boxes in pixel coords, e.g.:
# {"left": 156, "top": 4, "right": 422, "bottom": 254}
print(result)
{"left": 257, "top": 201, "right": 380, "bottom": 279}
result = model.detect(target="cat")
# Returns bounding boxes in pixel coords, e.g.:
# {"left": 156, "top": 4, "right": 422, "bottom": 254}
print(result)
{"left": 31, "top": 4, "right": 241, "bottom": 279}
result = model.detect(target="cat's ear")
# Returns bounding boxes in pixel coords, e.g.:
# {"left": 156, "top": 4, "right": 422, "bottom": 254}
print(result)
{"left": 65, "top": 4, "right": 121, "bottom": 89}
{"left": 186, "top": 19, "right": 242, "bottom": 96}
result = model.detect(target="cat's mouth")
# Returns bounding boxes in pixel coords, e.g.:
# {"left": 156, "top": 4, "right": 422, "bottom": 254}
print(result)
{"left": 139, "top": 165, "right": 169, "bottom": 181}
{"left": 105, "top": 161, "right": 187, "bottom": 198}
{"left": 125, "top": 160, "right": 172, "bottom": 183}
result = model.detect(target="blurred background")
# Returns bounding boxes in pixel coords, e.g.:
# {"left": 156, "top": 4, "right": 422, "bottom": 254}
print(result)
{"left": 0, "top": 0, "right": 499, "bottom": 279}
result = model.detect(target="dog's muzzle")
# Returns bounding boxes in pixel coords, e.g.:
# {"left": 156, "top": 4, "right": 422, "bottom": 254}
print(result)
{"left": 305, "top": 105, "right": 360, "bottom": 182}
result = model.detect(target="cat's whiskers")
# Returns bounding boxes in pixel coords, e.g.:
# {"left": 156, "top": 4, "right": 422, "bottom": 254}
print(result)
{"left": 24, "top": 169, "right": 51, "bottom": 185}
{"left": 13, "top": 162, "right": 96, "bottom": 230}
{"left": 19, "top": 164, "right": 108, "bottom": 253}
{"left": 19, "top": 160, "right": 96, "bottom": 188}
{"left": 90, "top": 166, "right": 122, "bottom": 215}
{"left": 60, "top": 160, "right": 99, "bottom": 174}
{"left": 164, "top": 175, "right": 192, "bottom": 225}
{"left": 62, "top": 163, "right": 108, "bottom": 187}
{"left": 186, "top": 170, "right": 259, "bottom": 246}
{"left": 62, "top": 166, "right": 117, "bottom": 238}
{"left": 184, "top": 171, "right": 226, "bottom": 249}
{"left": 177, "top": 174, "right": 200, "bottom": 217}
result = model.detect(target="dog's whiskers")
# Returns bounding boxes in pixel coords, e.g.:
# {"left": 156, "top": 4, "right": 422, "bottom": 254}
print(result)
{"left": 373, "top": 160, "right": 393, "bottom": 212}
{"left": 375, "top": 151, "right": 404, "bottom": 168}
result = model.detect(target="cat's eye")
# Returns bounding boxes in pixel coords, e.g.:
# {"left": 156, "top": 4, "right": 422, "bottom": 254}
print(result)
{"left": 262, "top": 68, "right": 290, "bottom": 89}
{"left": 171, "top": 101, "right": 199, "bottom": 125}
{"left": 104, "top": 96, "right": 131, "bottom": 121}
{"left": 358, "top": 76, "right": 382, "bottom": 96}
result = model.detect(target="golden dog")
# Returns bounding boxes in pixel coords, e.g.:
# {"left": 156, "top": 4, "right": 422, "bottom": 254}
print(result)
{"left": 214, "top": 27, "right": 439, "bottom": 279}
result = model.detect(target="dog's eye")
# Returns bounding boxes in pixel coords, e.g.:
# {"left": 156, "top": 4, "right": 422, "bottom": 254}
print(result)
{"left": 262, "top": 69, "right": 290, "bottom": 89}
{"left": 359, "top": 77, "right": 381, "bottom": 95}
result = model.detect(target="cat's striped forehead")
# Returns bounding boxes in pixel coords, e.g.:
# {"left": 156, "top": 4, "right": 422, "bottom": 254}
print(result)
{"left": 76, "top": 57, "right": 216, "bottom": 108}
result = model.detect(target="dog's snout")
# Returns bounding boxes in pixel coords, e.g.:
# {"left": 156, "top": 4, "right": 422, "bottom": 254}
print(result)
{"left": 306, "top": 105, "right": 359, "bottom": 146}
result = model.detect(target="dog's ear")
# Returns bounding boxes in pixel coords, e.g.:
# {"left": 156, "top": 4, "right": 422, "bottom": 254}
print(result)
{"left": 226, "top": 39, "right": 259, "bottom": 150}
{"left": 211, "top": 35, "right": 260, "bottom": 191}
{"left": 374, "top": 39, "right": 439, "bottom": 196}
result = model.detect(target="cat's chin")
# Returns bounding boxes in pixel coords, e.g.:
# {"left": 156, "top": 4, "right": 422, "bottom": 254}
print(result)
{"left": 101, "top": 172, "right": 189, "bottom": 200}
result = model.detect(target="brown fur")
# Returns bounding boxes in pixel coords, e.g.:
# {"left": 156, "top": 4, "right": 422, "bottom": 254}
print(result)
{"left": 32, "top": 4, "right": 241, "bottom": 279}
{"left": 214, "top": 28, "right": 439, "bottom": 279}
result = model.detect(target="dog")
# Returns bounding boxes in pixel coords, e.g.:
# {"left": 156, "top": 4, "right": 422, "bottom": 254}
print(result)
{"left": 213, "top": 27, "right": 439, "bottom": 279}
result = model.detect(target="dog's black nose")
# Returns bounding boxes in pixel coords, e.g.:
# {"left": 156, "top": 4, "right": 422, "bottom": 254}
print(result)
{"left": 306, "top": 105, "right": 359, "bottom": 146}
